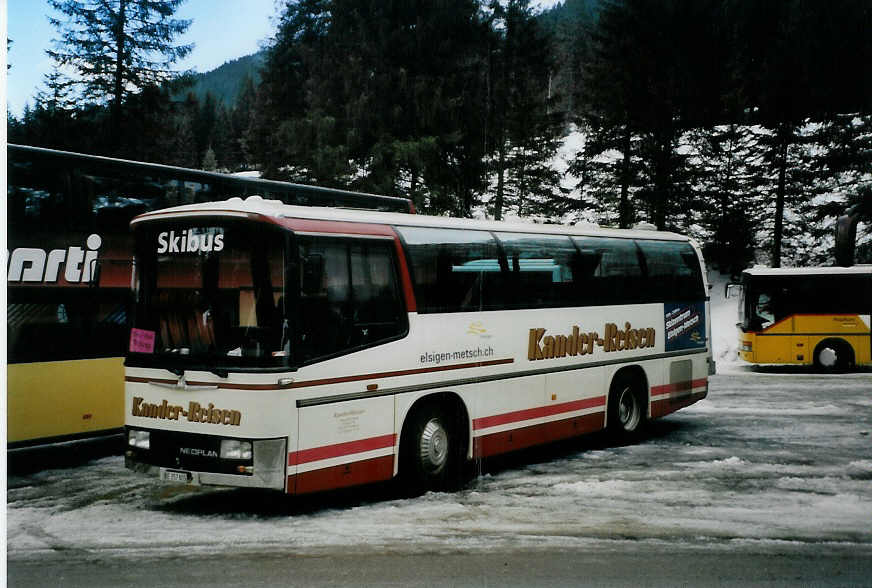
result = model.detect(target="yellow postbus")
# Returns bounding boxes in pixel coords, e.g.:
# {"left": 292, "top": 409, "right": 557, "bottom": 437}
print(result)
{"left": 734, "top": 266, "right": 872, "bottom": 369}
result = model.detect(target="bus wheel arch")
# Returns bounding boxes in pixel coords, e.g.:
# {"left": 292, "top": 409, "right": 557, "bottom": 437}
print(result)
{"left": 813, "top": 338, "right": 854, "bottom": 371}
{"left": 399, "top": 392, "right": 470, "bottom": 494}
{"left": 607, "top": 366, "right": 648, "bottom": 439}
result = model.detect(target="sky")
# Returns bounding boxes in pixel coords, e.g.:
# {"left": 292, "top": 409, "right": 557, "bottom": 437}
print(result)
{"left": 5, "top": 0, "right": 280, "bottom": 118}
{"left": 5, "top": 0, "right": 562, "bottom": 119}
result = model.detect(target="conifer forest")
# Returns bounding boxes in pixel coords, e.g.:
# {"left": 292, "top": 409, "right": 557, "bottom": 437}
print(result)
{"left": 8, "top": 0, "right": 872, "bottom": 271}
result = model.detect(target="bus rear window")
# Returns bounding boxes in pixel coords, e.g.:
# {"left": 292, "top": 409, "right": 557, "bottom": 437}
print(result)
{"left": 637, "top": 240, "right": 705, "bottom": 301}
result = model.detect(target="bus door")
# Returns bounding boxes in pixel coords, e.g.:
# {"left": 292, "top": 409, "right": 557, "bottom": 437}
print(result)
{"left": 291, "top": 233, "right": 407, "bottom": 494}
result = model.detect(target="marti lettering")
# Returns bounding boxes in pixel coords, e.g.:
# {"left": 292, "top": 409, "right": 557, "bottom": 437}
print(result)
{"left": 528, "top": 322, "right": 655, "bottom": 361}
{"left": 7, "top": 234, "right": 102, "bottom": 283}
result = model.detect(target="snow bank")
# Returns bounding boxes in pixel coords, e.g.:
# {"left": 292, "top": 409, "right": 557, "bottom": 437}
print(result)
{"left": 709, "top": 270, "right": 741, "bottom": 372}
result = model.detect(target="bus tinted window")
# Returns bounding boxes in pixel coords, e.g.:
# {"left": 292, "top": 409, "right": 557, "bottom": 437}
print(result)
{"left": 297, "top": 237, "right": 406, "bottom": 362}
{"left": 495, "top": 233, "right": 580, "bottom": 308}
{"left": 572, "top": 237, "right": 646, "bottom": 305}
{"left": 637, "top": 240, "right": 705, "bottom": 301}
{"left": 397, "top": 227, "right": 502, "bottom": 313}
{"left": 755, "top": 275, "right": 871, "bottom": 317}
{"left": 7, "top": 289, "right": 128, "bottom": 363}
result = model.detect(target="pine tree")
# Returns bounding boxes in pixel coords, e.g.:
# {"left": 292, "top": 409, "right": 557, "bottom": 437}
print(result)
{"left": 578, "top": 0, "right": 732, "bottom": 230}
{"left": 230, "top": 75, "right": 257, "bottom": 169}
{"left": 211, "top": 103, "right": 233, "bottom": 170}
{"left": 194, "top": 92, "right": 218, "bottom": 165}
{"left": 689, "top": 124, "right": 768, "bottom": 274}
{"left": 47, "top": 0, "right": 193, "bottom": 146}
{"left": 487, "top": 0, "right": 564, "bottom": 221}
{"left": 202, "top": 147, "right": 218, "bottom": 171}
{"left": 792, "top": 114, "right": 872, "bottom": 265}
{"left": 732, "top": 0, "right": 872, "bottom": 266}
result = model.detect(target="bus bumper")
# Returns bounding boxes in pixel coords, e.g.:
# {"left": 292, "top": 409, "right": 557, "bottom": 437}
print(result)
{"left": 125, "top": 436, "right": 287, "bottom": 491}
{"left": 125, "top": 458, "right": 286, "bottom": 490}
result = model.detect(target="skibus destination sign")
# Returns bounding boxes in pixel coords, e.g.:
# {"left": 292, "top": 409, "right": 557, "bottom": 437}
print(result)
{"left": 157, "top": 227, "right": 225, "bottom": 255}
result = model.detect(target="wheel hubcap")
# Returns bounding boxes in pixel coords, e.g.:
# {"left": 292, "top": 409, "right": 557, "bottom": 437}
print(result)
{"left": 419, "top": 418, "right": 449, "bottom": 472}
{"left": 818, "top": 347, "right": 837, "bottom": 368}
{"left": 618, "top": 387, "right": 640, "bottom": 430}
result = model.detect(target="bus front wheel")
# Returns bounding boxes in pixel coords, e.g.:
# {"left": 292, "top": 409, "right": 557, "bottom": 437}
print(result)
{"left": 607, "top": 372, "right": 646, "bottom": 440}
{"left": 400, "top": 403, "right": 463, "bottom": 494}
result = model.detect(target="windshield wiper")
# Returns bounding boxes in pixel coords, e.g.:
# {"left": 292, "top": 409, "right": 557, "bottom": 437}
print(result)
{"left": 167, "top": 365, "right": 227, "bottom": 378}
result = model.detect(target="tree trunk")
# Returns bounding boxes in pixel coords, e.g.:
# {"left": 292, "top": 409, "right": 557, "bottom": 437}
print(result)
{"left": 619, "top": 124, "right": 632, "bottom": 228}
{"left": 495, "top": 140, "right": 505, "bottom": 221}
{"left": 111, "top": 0, "right": 127, "bottom": 149}
{"left": 772, "top": 123, "right": 790, "bottom": 268}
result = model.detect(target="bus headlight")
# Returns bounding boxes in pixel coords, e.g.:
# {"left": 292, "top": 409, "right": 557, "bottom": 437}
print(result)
{"left": 128, "top": 429, "right": 150, "bottom": 449}
{"left": 220, "top": 439, "right": 252, "bottom": 460}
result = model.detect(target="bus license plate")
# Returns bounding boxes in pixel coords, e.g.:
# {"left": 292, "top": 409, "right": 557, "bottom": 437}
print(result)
{"left": 165, "top": 470, "right": 191, "bottom": 483}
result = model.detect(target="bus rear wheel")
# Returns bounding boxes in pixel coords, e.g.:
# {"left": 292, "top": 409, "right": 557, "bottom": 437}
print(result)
{"left": 607, "top": 372, "right": 646, "bottom": 440}
{"left": 814, "top": 339, "right": 854, "bottom": 372}
{"left": 400, "top": 403, "right": 463, "bottom": 494}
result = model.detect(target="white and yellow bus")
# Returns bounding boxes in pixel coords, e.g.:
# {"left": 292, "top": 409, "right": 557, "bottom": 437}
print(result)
{"left": 735, "top": 266, "right": 872, "bottom": 369}
{"left": 124, "top": 197, "right": 713, "bottom": 494}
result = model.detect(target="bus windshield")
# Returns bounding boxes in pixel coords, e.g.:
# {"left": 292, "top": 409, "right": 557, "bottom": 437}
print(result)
{"left": 129, "top": 220, "right": 287, "bottom": 370}
{"left": 741, "top": 272, "right": 872, "bottom": 332}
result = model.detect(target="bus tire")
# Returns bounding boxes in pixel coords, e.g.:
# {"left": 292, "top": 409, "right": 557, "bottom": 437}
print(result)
{"left": 400, "top": 402, "right": 464, "bottom": 494}
{"left": 607, "top": 371, "right": 646, "bottom": 440}
{"left": 814, "top": 339, "right": 854, "bottom": 372}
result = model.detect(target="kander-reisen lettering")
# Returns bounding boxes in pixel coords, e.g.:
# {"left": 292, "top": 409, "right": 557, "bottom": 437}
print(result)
{"left": 528, "top": 322, "right": 655, "bottom": 361}
{"left": 131, "top": 397, "right": 242, "bottom": 426}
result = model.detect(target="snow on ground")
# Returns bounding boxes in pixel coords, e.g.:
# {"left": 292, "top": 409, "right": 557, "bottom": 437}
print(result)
{"left": 8, "top": 376, "right": 872, "bottom": 562}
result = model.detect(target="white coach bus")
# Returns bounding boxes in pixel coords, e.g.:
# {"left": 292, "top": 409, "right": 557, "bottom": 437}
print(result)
{"left": 124, "top": 196, "right": 712, "bottom": 495}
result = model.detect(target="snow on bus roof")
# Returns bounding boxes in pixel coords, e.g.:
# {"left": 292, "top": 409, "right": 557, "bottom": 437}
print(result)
{"left": 131, "top": 195, "right": 691, "bottom": 241}
{"left": 743, "top": 265, "right": 872, "bottom": 276}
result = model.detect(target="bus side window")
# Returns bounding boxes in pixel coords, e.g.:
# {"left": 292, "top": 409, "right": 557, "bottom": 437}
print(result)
{"left": 396, "top": 227, "right": 502, "bottom": 313}
{"left": 573, "top": 237, "right": 645, "bottom": 304}
{"left": 494, "top": 233, "right": 578, "bottom": 309}
{"left": 297, "top": 237, "right": 406, "bottom": 363}
{"left": 349, "top": 241, "right": 406, "bottom": 344}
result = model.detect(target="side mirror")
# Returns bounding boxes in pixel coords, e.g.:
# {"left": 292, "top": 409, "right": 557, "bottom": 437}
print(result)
{"left": 725, "top": 283, "right": 743, "bottom": 299}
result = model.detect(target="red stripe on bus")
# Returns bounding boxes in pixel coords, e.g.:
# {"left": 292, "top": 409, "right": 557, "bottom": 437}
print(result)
{"left": 289, "top": 433, "right": 397, "bottom": 466}
{"left": 473, "top": 412, "right": 605, "bottom": 458}
{"left": 472, "top": 396, "right": 606, "bottom": 431}
{"left": 650, "top": 389, "right": 708, "bottom": 418}
{"left": 650, "top": 378, "right": 708, "bottom": 396}
{"left": 289, "top": 455, "right": 394, "bottom": 495}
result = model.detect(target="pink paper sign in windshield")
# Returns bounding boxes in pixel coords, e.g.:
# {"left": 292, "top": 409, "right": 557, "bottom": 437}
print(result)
{"left": 129, "top": 328, "right": 156, "bottom": 353}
